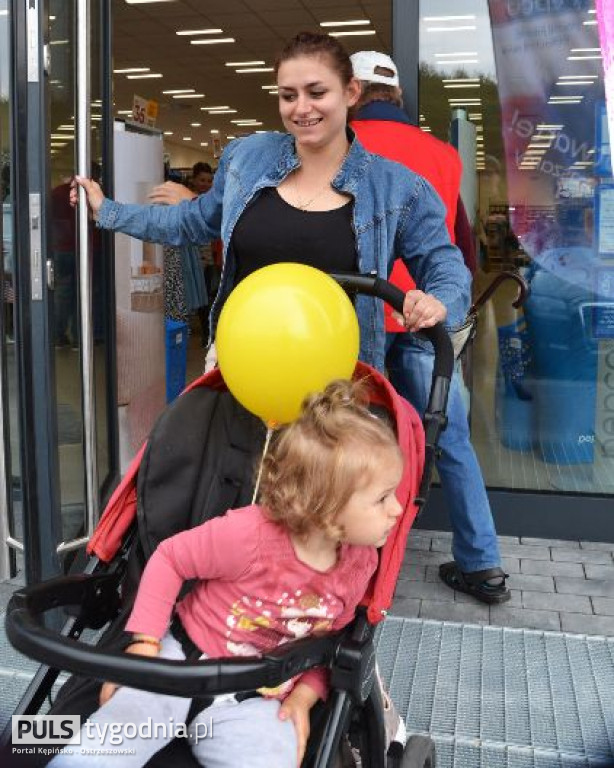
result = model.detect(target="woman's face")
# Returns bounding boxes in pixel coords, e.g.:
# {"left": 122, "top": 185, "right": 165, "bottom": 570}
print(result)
{"left": 193, "top": 171, "right": 213, "bottom": 194}
{"left": 276, "top": 55, "right": 360, "bottom": 151}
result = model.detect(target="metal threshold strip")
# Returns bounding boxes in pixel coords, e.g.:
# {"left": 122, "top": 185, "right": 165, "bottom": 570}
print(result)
{"left": 375, "top": 617, "right": 614, "bottom": 768}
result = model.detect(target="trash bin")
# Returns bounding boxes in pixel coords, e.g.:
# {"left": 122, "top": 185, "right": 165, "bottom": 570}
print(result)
{"left": 165, "top": 318, "right": 188, "bottom": 403}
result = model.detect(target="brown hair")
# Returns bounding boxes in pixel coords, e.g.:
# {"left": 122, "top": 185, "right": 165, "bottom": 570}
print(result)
{"left": 258, "top": 379, "right": 402, "bottom": 539}
{"left": 356, "top": 82, "right": 403, "bottom": 109}
{"left": 274, "top": 31, "right": 354, "bottom": 86}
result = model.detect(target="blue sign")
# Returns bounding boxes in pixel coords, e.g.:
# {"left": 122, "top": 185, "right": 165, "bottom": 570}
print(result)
{"left": 593, "top": 267, "right": 614, "bottom": 338}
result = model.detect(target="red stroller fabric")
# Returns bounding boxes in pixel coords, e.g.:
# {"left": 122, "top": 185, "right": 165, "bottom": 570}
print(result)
{"left": 88, "top": 362, "right": 425, "bottom": 625}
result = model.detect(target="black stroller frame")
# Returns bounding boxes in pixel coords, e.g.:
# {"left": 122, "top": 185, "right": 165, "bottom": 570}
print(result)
{"left": 3, "top": 275, "right": 454, "bottom": 768}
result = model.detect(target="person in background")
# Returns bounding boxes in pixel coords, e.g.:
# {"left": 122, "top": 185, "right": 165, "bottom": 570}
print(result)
{"left": 72, "top": 31, "right": 470, "bottom": 409}
{"left": 50, "top": 379, "right": 406, "bottom": 768}
{"left": 150, "top": 162, "right": 221, "bottom": 346}
{"left": 350, "top": 50, "right": 509, "bottom": 605}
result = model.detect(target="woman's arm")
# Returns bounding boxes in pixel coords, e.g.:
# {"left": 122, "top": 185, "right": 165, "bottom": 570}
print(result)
{"left": 396, "top": 175, "right": 472, "bottom": 330}
{"left": 71, "top": 147, "right": 230, "bottom": 247}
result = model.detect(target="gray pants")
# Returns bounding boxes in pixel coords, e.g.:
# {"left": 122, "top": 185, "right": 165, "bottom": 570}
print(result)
{"left": 49, "top": 634, "right": 298, "bottom": 768}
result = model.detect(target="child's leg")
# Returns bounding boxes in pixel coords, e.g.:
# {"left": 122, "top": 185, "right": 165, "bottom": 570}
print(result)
{"left": 189, "top": 697, "right": 297, "bottom": 768}
{"left": 50, "top": 633, "right": 191, "bottom": 767}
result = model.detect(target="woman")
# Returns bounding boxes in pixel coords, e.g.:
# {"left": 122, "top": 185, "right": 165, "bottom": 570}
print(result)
{"left": 72, "top": 32, "right": 471, "bottom": 373}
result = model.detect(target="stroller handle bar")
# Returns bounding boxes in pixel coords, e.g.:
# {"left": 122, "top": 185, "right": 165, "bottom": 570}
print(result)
{"left": 5, "top": 273, "right": 454, "bottom": 697}
{"left": 329, "top": 272, "right": 454, "bottom": 379}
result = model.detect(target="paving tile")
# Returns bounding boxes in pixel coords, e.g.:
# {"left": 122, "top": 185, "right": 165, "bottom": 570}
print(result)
{"left": 394, "top": 580, "right": 456, "bottom": 603}
{"left": 398, "top": 550, "right": 450, "bottom": 567}
{"left": 522, "top": 591, "right": 592, "bottom": 614}
{"left": 561, "top": 613, "right": 614, "bottom": 637}
{"left": 555, "top": 577, "right": 614, "bottom": 598}
{"left": 520, "top": 559, "right": 584, "bottom": 577}
{"left": 405, "top": 537, "right": 432, "bottom": 552}
{"left": 592, "top": 597, "right": 614, "bottom": 617}
{"left": 430, "top": 538, "right": 452, "bottom": 553}
{"left": 424, "top": 559, "right": 520, "bottom": 583}
{"left": 490, "top": 606, "right": 561, "bottom": 632}
{"left": 396, "top": 564, "right": 426, "bottom": 582}
{"left": 455, "top": 589, "right": 522, "bottom": 608}
{"left": 584, "top": 564, "right": 614, "bottom": 580}
{"left": 417, "top": 529, "right": 452, "bottom": 539}
{"left": 497, "top": 535, "right": 521, "bottom": 545}
{"left": 389, "top": 597, "right": 421, "bottom": 619}
{"left": 419, "top": 600, "right": 490, "bottom": 625}
{"left": 552, "top": 549, "right": 614, "bottom": 565}
{"left": 580, "top": 541, "right": 614, "bottom": 552}
{"left": 497, "top": 543, "right": 551, "bottom": 560}
{"left": 506, "top": 574, "right": 555, "bottom": 593}
{"left": 521, "top": 537, "right": 579, "bottom": 548}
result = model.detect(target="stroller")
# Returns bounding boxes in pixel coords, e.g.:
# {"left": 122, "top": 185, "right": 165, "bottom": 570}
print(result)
{"left": 4, "top": 275, "right": 453, "bottom": 768}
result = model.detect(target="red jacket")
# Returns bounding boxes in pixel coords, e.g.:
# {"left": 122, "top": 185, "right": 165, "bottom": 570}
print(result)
{"left": 351, "top": 104, "right": 463, "bottom": 331}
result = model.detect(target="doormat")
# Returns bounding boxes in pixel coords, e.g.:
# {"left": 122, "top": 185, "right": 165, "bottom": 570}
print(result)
{"left": 376, "top": 617, "right": 614, "bottom": 768}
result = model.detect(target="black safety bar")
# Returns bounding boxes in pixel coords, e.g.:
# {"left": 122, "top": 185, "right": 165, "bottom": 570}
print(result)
{"left": 5, "top": 273, "right": 454, "bottom": 697}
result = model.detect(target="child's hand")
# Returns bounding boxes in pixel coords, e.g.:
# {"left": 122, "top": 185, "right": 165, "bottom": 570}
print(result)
{"left": 98, "top": 638, "right": 161, "bottom": 706}
{"left": 278, "top": 683, "right": 319, "bottom": 766}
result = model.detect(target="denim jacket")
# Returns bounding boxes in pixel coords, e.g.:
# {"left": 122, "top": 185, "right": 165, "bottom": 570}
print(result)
{"left": 97, "top": 130, "right": 470, "bottom": 372}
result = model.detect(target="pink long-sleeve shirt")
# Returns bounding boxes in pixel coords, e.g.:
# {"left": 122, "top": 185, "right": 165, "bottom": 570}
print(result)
{"left": 125, "top": 505, "right": 378, "bottom": 700}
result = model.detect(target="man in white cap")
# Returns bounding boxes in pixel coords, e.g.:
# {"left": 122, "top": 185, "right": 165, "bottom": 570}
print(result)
{"left": 350, "top": 50, "right": 510, "bottom": 605}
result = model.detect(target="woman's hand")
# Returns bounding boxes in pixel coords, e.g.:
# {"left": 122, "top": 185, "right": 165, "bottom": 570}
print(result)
{"left": 148, "top": 181, "right": 196, "bottom": 206}
{"left": 278, "top": 683, "right": 319, "bottom": 766}
{"left": 70, "top": 176, "right": 104, "bottom": 216}
{"left": 393, "top": 289, "right": 447, "bottom": 333}
{"left": 99, "top": 639, "right": 161, "bottom": 706}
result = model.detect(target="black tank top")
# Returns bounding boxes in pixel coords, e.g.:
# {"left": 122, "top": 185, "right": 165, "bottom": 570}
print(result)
{"left": 230, "top": 187, "right": 357, "bottom": 285}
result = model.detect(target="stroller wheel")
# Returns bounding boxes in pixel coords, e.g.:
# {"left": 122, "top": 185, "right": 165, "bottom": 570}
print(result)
{"left": 401, "top": 735, "right": 436, "bottom": 768}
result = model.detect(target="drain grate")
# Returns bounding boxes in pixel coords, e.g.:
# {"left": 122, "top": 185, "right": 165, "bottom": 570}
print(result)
{"left": 375, "top": 618, "right": 614, "bottom": 768}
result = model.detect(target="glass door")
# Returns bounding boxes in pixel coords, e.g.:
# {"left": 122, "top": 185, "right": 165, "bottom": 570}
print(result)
{"left": 5, "top": 0, "right": 116, "bottom": 585}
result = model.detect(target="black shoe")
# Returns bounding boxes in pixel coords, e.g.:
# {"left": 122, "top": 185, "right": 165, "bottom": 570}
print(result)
{"left": 439, "top": 561, "right": 511, "bottom": 605}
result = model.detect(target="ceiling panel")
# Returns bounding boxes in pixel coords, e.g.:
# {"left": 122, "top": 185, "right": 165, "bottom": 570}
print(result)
{"left": 111, "top": 0, "right": 391, "bottom": 162}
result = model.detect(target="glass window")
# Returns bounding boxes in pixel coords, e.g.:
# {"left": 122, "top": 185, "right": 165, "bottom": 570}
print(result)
{"left": 419, "top": 0, "right": 613, "bottom": 494}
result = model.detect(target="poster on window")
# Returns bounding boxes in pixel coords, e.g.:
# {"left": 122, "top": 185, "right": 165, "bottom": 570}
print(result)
{"left": 596, "top": 0, "right": 614, "bottom": 176}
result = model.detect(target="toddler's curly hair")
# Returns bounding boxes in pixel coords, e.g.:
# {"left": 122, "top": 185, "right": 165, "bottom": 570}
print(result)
{"left": 258, "top": 379, "right": 403, "bottom": 539}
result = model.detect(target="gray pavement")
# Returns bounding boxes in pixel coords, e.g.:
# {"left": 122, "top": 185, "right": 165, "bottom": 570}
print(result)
{"left": 390, "top": 530, "right": 614, "bottom": 635}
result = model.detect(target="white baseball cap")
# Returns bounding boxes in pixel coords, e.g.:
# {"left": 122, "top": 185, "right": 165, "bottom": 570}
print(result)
{"left": 350, "top": 51, "right": 399, "bottom": 86}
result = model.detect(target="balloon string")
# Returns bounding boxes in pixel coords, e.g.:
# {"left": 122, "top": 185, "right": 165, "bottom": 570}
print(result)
{"left": 252, "top": 426, "right": 274, "bottom": 504}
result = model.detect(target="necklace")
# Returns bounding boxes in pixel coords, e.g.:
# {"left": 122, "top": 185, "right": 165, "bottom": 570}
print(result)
{"left": 291, "top": 146, "right": 349, "bottom": 211}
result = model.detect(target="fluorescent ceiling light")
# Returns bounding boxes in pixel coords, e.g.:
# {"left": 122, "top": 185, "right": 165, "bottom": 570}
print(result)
{"left": 225, "top": 61, "right": 265, "bottom": 67}
{"left": 182, "top": 137, "right": 192, "bottom": 141}
{"left": 549, "top": 95, "right": 583, "bottom": 100}
{"left": 570, "top": 48, "right": 600, "bottom": 52}
{"left": 559, "top": 74, "right": 598, "bottom": 79}
{"left": 320, "top": 20, "right": 370, "bottom": 27}
{"left": 0, "top": 10, "right": 9, "bottom": 15}
{"left": 583, "top": 19, "right": 597, "bottom": 25}
{"left": 50, "top": 143, "right": 68, "bottom": 147}
{"left": 536, "top": 124, "right": 564, "bottom": 129}
{"left": 191, "top": 38, "right": 235, "bottom": 45}
{"left": 330, "top": 30, "right": 376, "bottom": 37}
{"left": 211, "top": 130, "right": 219, "bottom": 134}
{"left": 234, "top": 121, "right": 263, "bottom": 126}
{"left": 51, "top": 135, "right": 74, "bottom": 140}
{"left": 262, "top": 85, "right": 278, "bottom": 90}
{"left": 427, "top": 26, "right": 477, "bottom": 32}
{"left": 163, "top": 89, "right": 195, "bottom": 94}
{"left": 442, "top": 77, "right": 480, "bottom": 82}
{"left": 50, "top": 40, "right": 69, "bottom": 45}
{"left": 443, "top": 83, "right": 480, "bottom": 89}
{"left": 114, "top": 67, "right": 150, "bottom": 73}
{"left": 127, "top": 73, "right": 163, "bottom": 79}
{"left": 567, "top": 54, "right": 602, "bottom": 60}
{"left": 163, "top": 131, "right": 173, "bottom": 135}
{"left": 126, "top": 0, "right": 177, "bottom": 4}
{"left": 435, "top": 59, "right": 479, "bottom": 65}
{"left": 176, "top": 29, "right": 223, "bottom": 36}
{"left": 117, "top": 110, "right": 132, "bottom": 115}
{"left": 268, "top": 90, "right": 279, "bottom": 95}
{"left": 200, "top": 142, "right": 209, "bottom": 146}
{"left": 191, "top": 123, "right": 201, "bottom": 127}
{"left": 235, "top": 67, "right": 274, "bottom": 73}
{"left": 556, "top": 81, "right": 595, "bottom": 86}
{"left": 227, "top": 135, "right": 236, "bottom": 139}
{"left": 548, "top": 99, "right": 582, "bottom": 104}
{"left": 231, "top": 119, "right": 259, "bottom": 124}
{"left": 173, "top": 93, "right": 205, "bottom": 98}
{"left": 208, "top": 109, "right": 238, "bottom": 114}
{"left": 201, "top": 106, "right": 230, "bottom": 111}
{"left": 423, "top": 15, "right": 476, "bottom": 21}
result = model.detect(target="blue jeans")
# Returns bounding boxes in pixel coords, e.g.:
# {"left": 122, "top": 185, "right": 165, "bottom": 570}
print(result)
{"left": 386, "top": 334, "right": 501, "bottom": 573}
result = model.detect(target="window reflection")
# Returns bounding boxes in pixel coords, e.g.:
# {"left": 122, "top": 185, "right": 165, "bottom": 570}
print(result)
{"left": 420, "top": 0, "right": 614, "bottom": 494}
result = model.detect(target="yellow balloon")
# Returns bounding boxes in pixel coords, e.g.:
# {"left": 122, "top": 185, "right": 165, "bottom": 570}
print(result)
{"left": 216, "top": 264, "right": 360, "bottom": 425}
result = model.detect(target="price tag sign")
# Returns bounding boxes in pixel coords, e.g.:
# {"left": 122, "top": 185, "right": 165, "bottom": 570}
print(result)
{"left": 130, "top": 95, "right": 158, "bottom": 128}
